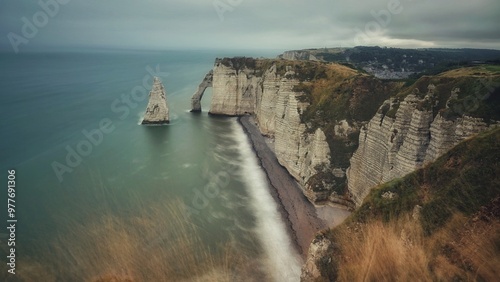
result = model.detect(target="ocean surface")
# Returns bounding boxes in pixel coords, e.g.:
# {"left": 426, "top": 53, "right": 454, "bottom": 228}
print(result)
{"left": 0, "top": 49, "right": 301, "bottom": 281}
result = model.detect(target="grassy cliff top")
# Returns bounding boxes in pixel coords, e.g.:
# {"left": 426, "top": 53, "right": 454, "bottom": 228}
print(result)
{"left": 387, "top": 64, "right": 500, "bottom": 122}
{"left": 437, "top": 64, "right": 500, "bottom": 77}
{"left": 216, "top": 56, "right": 361, "bottom": 80}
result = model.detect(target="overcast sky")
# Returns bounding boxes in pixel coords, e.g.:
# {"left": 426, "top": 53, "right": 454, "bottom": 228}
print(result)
{"left": 0, "top": 0, "right": 499, "bottom": 52}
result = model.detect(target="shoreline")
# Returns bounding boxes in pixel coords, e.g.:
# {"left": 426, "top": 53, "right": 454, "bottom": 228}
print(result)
{"left": 238, "top": 115, "right": 327, "bottom": 258}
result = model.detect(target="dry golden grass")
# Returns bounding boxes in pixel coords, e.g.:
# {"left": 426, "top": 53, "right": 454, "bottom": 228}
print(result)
{"left": 333, "top": 211, "right": 500, "bottom": 282}
{"left": 438, "top": 65, "right": 500, "bottom": 78}
{"left": 325, "top": 62, "right": 360, "bottom": 77}
{"left": 13, "top": 200, "right": 264, "bottom": 282}
{"left": 428, "top": 214, "right": 500, "bottom": 281}
{"left": 335, "top": 215, "right": 432, "bottom": 282}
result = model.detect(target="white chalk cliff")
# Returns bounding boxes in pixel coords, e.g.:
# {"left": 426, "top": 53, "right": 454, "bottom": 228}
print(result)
{"left": 191, "top": 70, "right": 213, "bottom": 112}
{"left": 209, "top": 60, "right": 260, "bottom": 115}
{"left": 194, "top": 56, "right": 500, "bottom": 282}
{"left": 203, "top": 58, "right": 499, "bottom": 208}
{"left": 347, "top": 85, "right": 497, "bottom": 206}
{"left": 279, "top": 50, "right": 320, "bottom": 61}
{"left": 208, "top": 59, "right": 331, "bottom": 201}
{"left": 142, "top": 77, "right": 169, "bottom": 124}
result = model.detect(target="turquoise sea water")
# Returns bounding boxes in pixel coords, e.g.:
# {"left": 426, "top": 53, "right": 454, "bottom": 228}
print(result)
{"left": 0, "top": 49, "right": 301, "bottom": 281}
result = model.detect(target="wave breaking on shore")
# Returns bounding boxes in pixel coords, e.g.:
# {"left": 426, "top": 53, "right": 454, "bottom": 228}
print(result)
{"left": 231, "top": 120, "right": 302, "bottom": 281}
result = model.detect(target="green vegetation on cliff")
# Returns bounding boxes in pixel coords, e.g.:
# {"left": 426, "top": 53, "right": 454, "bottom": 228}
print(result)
{"left": 295, "top": 65, "right": 402, "bottom": 124}
{"left": 216, "top": 58, "right": 500, "bottom": 202}
{"left": 292, "top": 63, "right": 403, "bottom": 194}
{"left": 316, "top": 128, "right": 500, "bottom": 281}
{"left": 353, "top": 127, "right": 500, "bottom": 233}
{"left": 217, "top": 56, "right": 331, "bottom": 80}
{"left": 300, "top": 64, "right": 498, "bottom": 197}
{"left": 390, "top": 65, "right": 500, "bottom": 121}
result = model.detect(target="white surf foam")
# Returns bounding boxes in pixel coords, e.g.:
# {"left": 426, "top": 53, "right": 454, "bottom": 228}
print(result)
{"left": 230, "top": 120, "right": 302, "bottom": 282}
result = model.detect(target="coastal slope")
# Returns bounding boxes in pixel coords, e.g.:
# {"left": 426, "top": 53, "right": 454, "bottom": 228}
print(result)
{"left": 301, "top": 127, "right": 500, "bottom": 281}
{"left": 195, "top": 58, "right": 500, "bottom": 281}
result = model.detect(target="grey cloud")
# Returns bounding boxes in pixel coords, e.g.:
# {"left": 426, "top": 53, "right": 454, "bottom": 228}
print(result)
{"left": 0, "top": 0, "right": 498, "bottom": 52}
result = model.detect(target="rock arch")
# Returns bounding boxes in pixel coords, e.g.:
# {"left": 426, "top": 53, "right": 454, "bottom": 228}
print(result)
{"left": 190, "top": 70, "right": 213, "bottom": 112}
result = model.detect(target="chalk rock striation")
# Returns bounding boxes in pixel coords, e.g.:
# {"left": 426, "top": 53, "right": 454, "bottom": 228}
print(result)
{"left": 191, "top": 70, "right": 213, "bottom": 112}
{"left": 347, "top": 84, "right": 498, "bottom": 206}
{"left": 208, "top": 58, "right": 331, "bottom": 202}
{"left": 142, "top": 77, "right": 169, "bottom": 125}
{"left": 209, "top": 58, "right": 261, "bottom": 116}
{"left": 204, "top": 57, "right": 500, "bottom": 208}
{"left": 263, "top": 66, "right": 331, "bottom": 191}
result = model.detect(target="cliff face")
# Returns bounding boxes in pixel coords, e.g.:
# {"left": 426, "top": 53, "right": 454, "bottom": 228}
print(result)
{"left": 207, "top": 58, "right": 404, "bottom": 204}
{"left": 209, "top": 59, "right": 260, "bottom": 116}
{"left": 259, "top": 65, "right": 331, "bottom": 189}
{"left": 142, "top": 77, "right": 169, "bottom": 125}
{"left": 207, "top": 58, "right": 500, "bottom": 209}
{"left": 278, "top": 50, "right": 320, "bottom": 61}
{"left": 204, "top": 58, "right": 500, "bottom": 281}
{"left": 209, "top": 59, "right": 331, "bottom": 201}
{"left": 347, "top": 83, "right": 498, "bottom": 206}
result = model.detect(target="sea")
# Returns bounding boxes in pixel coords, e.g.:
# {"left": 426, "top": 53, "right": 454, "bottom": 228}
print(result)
{"left": 0, "top": 49, "right": 302, "bottom": 281}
